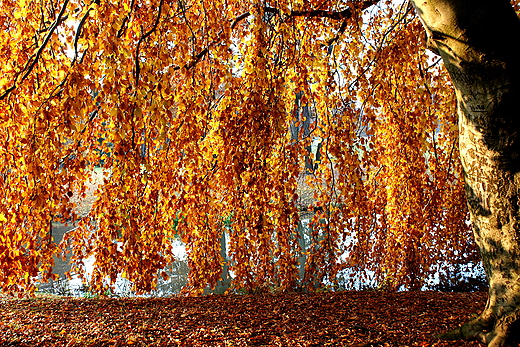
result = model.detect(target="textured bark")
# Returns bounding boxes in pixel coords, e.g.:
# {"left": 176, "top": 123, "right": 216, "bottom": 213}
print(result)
{"left": 411, "top": 1, "right": 520, "bottom": 346}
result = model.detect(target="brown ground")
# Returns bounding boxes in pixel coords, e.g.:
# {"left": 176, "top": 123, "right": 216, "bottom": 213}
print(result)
{"left": 0, "top": 291, "right": 504, "bottom": 347}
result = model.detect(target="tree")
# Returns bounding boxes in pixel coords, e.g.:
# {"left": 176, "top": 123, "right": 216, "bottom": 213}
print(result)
{"left": 411, "top": 1, "right": 520, "bottom": 345}
{"left": 0, "top": 0, "right": 515, "bottom": 343}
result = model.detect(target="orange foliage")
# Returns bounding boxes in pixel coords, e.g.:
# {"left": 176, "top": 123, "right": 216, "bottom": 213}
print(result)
{"left": 0, "top": 0, "right": 485, "bottom": 294}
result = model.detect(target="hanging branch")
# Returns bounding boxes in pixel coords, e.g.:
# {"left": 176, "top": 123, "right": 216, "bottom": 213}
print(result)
{"left": 73, "top": 5, "right": 95, "bottom": 64}
{"left": 134, "top": 0, "right": 165, "bottom": 86}
{"left": 175, "top": 0, "right": 381, "bottom": 72}
{"left": 232, "top": 0, "right": 380, "bottom": 27}
{"left": 0, "top": 0, "right": 70, "bottom": 100}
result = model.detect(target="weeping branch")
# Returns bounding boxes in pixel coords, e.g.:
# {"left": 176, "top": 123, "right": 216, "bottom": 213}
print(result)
{"left": 232, "top": 0, "right": 381, "bottom": 28}
{"left": 178, "top": 0, "right": 381, "bottom": 71}
{"left": 134, "top": 0, "right": 165, "bottom": 86}
{"left": 0, "top": 0, "right": 69, "bottom": 100}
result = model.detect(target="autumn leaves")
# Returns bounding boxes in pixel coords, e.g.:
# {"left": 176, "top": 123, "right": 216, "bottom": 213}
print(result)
{"left": 0, "top": 0, "right": 475, "bottom": 295}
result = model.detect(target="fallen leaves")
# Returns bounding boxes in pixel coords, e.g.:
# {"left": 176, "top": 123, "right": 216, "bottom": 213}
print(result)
{"left": 0, "top": 291, "right": 491, "bottom": 346}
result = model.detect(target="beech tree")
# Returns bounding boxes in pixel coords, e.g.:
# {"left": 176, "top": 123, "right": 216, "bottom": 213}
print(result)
{"left": 411, "top": 1, "right": 520, "bottom": 345}
{"left": 1, "top": 0, "right": 519, "bottom": 344}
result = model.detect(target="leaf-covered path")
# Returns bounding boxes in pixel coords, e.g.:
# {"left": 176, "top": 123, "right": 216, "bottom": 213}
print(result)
{"left": 0, "top": 291, "right": 497, "bottom": 346}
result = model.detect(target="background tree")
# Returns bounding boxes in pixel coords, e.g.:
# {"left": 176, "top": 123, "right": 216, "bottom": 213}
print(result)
{"left": 0, "top": 0, "right": 510, "bottom": 340}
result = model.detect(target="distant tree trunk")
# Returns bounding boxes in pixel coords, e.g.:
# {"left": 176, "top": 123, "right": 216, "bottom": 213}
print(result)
{"left": 411, "top": 1, "right": 520, "bottom": 346}
{"left": 291, "top": 92, "right": 318, "bottom": 173}
{"left": 209, "top": 230, "right": 231, "bottom": 294}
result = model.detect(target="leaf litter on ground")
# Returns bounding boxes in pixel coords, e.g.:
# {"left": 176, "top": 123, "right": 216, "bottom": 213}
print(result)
{"left": 0, "top": 291, "right": 500, "bottom": 346}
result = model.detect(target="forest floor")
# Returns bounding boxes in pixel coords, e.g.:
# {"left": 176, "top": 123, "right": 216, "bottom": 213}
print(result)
{"left": 0, "top": 291, "right": 507, "bottom": 347}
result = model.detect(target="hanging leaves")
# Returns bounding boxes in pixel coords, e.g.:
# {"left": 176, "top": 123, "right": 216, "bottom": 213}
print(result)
{"left": 0, "top": 0, "right": 486, "bottom": 295}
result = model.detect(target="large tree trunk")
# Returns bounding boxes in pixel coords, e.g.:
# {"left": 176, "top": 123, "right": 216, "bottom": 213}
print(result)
{"left": 410, "top": 1, "right": 520, "bottom": 346}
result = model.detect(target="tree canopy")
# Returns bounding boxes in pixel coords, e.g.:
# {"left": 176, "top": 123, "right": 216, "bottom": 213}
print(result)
{"left": 0, "top": 0, "right": 497, "bottom": 295}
